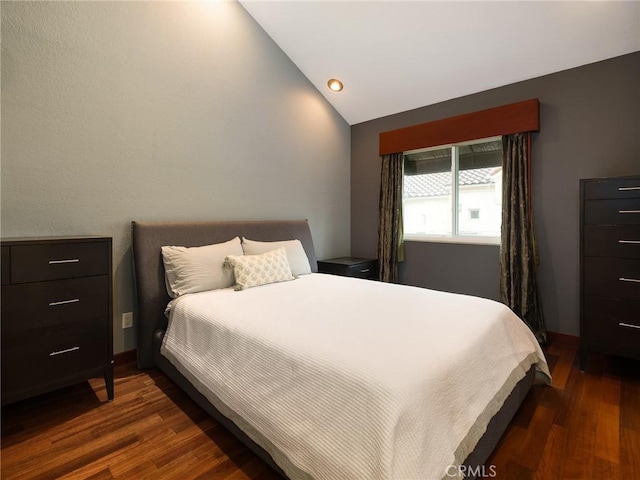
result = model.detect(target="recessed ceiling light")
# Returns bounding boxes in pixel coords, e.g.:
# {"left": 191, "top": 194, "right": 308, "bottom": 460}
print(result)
{"left": 327, "top": 79, "right": 343, "bottom": 92}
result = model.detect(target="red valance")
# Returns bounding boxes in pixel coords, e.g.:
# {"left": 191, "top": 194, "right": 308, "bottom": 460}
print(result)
{"left": 379, "top": 99, "right": 539, "bottom": 156}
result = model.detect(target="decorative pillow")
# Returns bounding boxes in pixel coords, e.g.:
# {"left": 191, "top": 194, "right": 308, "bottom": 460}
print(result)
{"left": 241, "top": 237, "right": 312, "bottom": 276}
{"left": 161, "top": 237, "right": 243, "bottom": 297}
{"left": 224, "top": 247, "right": 295, "bottom": 291}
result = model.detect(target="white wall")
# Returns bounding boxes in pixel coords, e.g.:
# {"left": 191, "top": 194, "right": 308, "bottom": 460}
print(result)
{"left": 404, "top": 184, "right": 502, "bottom": 237}
{"left": 1, "top": 1, "right": 351, "bottom": 353}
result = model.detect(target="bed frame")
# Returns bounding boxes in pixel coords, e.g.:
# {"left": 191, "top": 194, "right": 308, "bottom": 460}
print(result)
{"left": 131, "top": 219, "right": 534, "bottom": 479}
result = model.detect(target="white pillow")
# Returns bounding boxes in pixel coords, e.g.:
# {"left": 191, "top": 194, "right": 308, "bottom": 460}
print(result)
{"left": 241, "top": 237, "right": 312, "bottom": 276}
{"left": 161, "top": 237, "right": 243, "bottom": 297}
{"left": 224, "top": 247, "right": 295, "bottom": 291}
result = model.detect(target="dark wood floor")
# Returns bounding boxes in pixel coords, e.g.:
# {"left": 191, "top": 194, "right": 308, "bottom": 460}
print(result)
{"left": 1, "top": 335, "right": 639, "bottom": 479}
{"left": 487, "top": 336, "right": 640, "bottom": 479}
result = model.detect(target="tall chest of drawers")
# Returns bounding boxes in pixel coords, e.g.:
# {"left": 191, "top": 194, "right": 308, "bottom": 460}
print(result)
{"left": 1, "top": 236, "right": 113, "bottom": 405}
{"left": 580, "top": 175, "right": 640, "bottom": 370}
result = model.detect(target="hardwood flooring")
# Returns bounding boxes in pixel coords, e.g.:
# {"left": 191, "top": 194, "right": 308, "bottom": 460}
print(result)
{"left": 1, "top": 335, "right": 639, "bottom": 479}
{"left": 487, "top": 335, "right": 640, "bottom": 480}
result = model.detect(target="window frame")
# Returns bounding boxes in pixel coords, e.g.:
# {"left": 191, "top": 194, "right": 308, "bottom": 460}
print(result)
{"left": 402, "top": 136, "right": 502, "bottom": 246}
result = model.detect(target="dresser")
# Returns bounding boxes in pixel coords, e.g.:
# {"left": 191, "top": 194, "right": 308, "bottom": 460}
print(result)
{"left": 580, "top": 175, "right": 640, "bottom": 370}
{"left": 1, "top": 236, "right": 113, "bottom": 405}
{"left": 317, "top": 257, "right": 379, "bottom": 280}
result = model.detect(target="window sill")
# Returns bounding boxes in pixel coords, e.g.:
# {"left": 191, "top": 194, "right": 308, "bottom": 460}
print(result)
{"left": 404, "top": 234, "right": 501, "bottom": 246}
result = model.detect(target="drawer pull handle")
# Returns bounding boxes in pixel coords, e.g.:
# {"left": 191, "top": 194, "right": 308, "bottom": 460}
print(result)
{"left": 49, "top": 259, "right": 80, "bottom": 265}
{"left": 361, "top": 268, "right": 371, "bottom": 273}
{"left": 619, "top": 240, "right": 640, "bottom": 244}
{"left": 619, "top": 277, "right": 640, "bottom": 283}
{"left": 619, "top": 322, "right": 640, "bottom": 330}
{"left": 619, "top": 210, "right": 640, "bottom": 214}
{"left": 49, "top": 346, "right": 80, "bottom": 356}
{"left": 619, "top": 186, "right": 640, "bottom": 191}
{"left": 49, "top": 298, "right": 80, "bottom": 306}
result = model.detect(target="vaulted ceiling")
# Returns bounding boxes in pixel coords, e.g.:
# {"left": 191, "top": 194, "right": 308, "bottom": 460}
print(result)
{"left": 240, "top": 1, "right": 640, "bottom": 125}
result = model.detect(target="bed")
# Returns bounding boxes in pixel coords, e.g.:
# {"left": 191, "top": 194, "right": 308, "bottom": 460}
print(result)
{"left": 131, "top": 219, "right": 550, "bottom": 480}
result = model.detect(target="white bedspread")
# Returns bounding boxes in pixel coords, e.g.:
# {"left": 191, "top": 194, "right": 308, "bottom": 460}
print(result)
{"left": 161, "top": 273, "right": 550, "bottom": 480}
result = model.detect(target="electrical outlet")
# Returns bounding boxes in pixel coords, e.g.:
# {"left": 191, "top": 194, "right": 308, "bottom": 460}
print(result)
{"left": 122, "top": 312, "right": 133, "bottom": 329}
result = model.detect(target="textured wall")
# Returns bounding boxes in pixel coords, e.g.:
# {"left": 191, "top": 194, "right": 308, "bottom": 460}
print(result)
{"left": 352, "top": 52, "right": 640, "bottom": 336}
{"left": 1, "top": 1, "right": 351, "bottom": 353}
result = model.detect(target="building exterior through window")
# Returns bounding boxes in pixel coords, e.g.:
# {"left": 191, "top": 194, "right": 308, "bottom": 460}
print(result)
{"left": 403, "top": 137, "right": 502, "bottom": 242}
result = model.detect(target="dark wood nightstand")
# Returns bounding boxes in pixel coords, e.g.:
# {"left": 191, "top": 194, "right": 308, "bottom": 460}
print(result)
{"left": 317, "top": 257, "right": 379, "bottom": 280}
{"left": 1, "top": 236, "right": 114, "bottom": 405}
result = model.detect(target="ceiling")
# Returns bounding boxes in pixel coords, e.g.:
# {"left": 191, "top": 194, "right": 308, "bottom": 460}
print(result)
{"left": 239, "top": 1, "right": 640, "bottom": 125}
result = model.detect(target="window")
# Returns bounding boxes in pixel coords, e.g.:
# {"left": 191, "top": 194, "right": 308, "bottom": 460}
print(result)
{"left": 403, "top": 137, "right": 502, "bottom": 244}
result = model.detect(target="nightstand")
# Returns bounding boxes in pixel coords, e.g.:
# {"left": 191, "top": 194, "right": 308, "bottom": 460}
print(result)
{"left": 317, "top": 257, "right": 379, "bottom": 280}
{"left": 1, "top": 236, "right": 114, "bottom": 405}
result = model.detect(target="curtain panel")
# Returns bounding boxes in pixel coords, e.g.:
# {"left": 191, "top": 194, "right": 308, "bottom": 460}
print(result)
{"left": 378, "top": 153, "right": 405, "bottom": 283}
{"left": 500, "top": 133, "right": 547, "bottom": 343}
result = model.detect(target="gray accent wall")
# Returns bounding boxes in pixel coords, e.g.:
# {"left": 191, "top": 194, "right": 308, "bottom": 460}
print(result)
{"left": 1, "top": 1, "right": 351, "bottom": 353}
{"left": 352, "top": 52, "right": 640, "bottom": 336}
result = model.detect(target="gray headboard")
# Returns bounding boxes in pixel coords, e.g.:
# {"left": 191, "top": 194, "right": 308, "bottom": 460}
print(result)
{"left": 131, "top": 219, "right": 318, "bottom": 369}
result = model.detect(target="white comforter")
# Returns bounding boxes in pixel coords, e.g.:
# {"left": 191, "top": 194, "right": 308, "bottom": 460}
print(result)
{"left": 161, "top": 273, "right": 550, "bottom": 480}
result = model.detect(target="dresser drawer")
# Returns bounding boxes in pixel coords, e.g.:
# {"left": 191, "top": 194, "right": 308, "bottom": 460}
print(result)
{"left": 583, "top": 297, "right": 640, "bottom": 356}
{"left": 583, "top": 177, "right": 640, "bottom": 200}
{"left": 584, "top": 257, "right": 640, "bottom": 300}
{"left": 584, "top": 199, "right": 640, "bottom": 226}
{"left": 584, "top": 225, "right": 640, "bottom": 258}
{"left": 10, "top": 241, "right": 109, "bottom": 284}
{"left": 1, "top": 246, "right": 9, "bottom": 285}
{"left": 580, "top": 176, "right": 640, "bottom": 369}
{"left": 0, "top": 236, "right": 113, "bottom": 405}
{"left": 1, "top": 320, "right": 108, "bottom": 396}
{"left": 1, "top": 275, "right": 109, "bottom": 332}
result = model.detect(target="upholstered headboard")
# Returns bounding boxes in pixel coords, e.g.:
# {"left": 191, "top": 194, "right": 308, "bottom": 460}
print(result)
{"left": 131, "top": 219, "right": 318, "bottom": 369}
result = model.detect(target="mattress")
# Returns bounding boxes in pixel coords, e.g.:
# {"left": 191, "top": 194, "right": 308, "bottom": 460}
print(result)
{"left": 161, "top": 273, "right": 550, "bottom": 480}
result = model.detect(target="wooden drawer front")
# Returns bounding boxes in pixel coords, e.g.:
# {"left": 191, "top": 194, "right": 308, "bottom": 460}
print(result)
{"left": 584, "top": 225, "right": 640, "bottom": 258}
{"left": 584, "top": 257, "right": 640, "bottom": 300}
{"left": 10, "top": 242, "right": 109, "bottom": 284}
{"left": 346, "top": 262, "right": 378, "bottom": 279}
{"left": 583, "top": 297, "right": 640, "bottom": 355}
{"left": 1, "top": 276, "right": 109, "bottom": 332}
{"left": 317, "top": 262, "right": 347, "bottom": 276}
{"left": 1, "top": 321, "right": 107, "bottom": 395}
{"left": 318, "top": 258, "right": 379, "bottom": 279}
{"left": 584, "top": 199, "right": 640, "bottom": 225}
{"left": 583, "top": 177, "right": 640, "bottom": 200}
{"left": 1, "top": 246, "right": 9, "bottom": 286}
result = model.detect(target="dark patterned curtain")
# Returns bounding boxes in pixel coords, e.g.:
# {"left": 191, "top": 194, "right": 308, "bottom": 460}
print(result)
{"left": 500, "top": 133, "right": 547, "bottom": 343}
{"left": 378, "top": 152, "right": 405, "bottom": 283}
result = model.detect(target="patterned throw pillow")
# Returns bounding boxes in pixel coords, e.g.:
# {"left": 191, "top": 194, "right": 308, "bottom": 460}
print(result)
{"left": 224, "top": 247, "right": 295, "bottom": 291}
